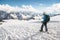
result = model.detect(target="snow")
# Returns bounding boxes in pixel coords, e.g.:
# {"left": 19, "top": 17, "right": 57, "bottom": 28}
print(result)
{"left": 0, "top": 15, "right": 60, "bottom": 40}
{"left": 50, "top": 15, "right": 60, "bottom": 21}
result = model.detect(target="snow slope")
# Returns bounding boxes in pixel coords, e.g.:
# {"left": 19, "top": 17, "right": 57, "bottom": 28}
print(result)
{"left": 0, "top": 15, "right": 60, "bottom": 40}
{"left": 50, "top": 15, "right": 60, "bottom": 21}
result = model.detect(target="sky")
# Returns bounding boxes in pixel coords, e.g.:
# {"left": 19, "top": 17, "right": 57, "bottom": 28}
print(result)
{"left": 0, "top": 0, "right": 60, "bottom": 9}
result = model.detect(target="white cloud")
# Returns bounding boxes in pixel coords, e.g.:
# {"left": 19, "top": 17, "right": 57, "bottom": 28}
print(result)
{"left": 35, "top": 3, "right": 60, "bottom": 14}
{"left": 44, "top": 3, "right": 60, "bottom": 14}
{"left": 0, "top": 3, "right": 60, "bottom": 14}
{"left": 0, "top": 4, "right": 20, "bottom": 13}
{"left": 0, "top": 4, "right": 38, "bottom": 13}
{"left": 21, "top": 5, "right": 37, "bottom": 12}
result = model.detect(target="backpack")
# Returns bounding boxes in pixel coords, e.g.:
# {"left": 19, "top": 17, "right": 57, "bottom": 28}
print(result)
{"left": 46, "top": 15, "right": 50, "bottom": 22}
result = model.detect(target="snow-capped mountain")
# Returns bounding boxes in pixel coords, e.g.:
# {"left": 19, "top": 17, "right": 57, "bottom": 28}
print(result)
{"left": 0, "top": 10, "right": 40, "bottom": 20}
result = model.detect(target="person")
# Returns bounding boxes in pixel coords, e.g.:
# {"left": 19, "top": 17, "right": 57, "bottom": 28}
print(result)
{"left": 40, "top": 12, "right": 50, "bottom": 32}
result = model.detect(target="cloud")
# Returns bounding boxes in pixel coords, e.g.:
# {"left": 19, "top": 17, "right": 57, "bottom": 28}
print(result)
{"left": 0, "top": 3, "right": 60, "bottom": 14}
{"left": 36, "top": 3, "right": 60, "bottom": 14}
{"left": 0, "top": 4, "right": 38, "bottom": 13}
{"left": 0, "top": 4, "right": 20, "bottom": 13}
{"left": 44, "top": 3, "right": 60, "bottom": 14}
{"left": 22, "top": 5, "right": 36, "bottom": 11}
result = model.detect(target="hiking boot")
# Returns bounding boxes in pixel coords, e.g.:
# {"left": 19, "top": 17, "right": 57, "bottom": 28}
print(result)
{"left": 39, "top": 30, "right": 43, "bottom": 32}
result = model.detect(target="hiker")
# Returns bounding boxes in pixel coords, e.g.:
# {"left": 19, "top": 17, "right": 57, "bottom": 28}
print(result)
{"left": 40, "top": 12, "right": 50, "bottom": 32}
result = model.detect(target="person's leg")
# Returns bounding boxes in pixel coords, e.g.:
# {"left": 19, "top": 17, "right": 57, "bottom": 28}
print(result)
{"left": 44, "top": 22, "right": 48, "bottom": 31}
{"left": 40, "top": 23, "right": 44, "bottom": 31}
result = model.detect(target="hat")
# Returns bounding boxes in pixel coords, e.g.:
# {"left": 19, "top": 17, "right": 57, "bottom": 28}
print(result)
{"left": 43, "top": 12, "right": 46, "bottom": 15}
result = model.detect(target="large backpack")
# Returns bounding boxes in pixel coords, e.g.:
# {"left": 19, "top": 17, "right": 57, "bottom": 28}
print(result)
{"left": 46, "top": 15, "right": 50, "bottom": 22}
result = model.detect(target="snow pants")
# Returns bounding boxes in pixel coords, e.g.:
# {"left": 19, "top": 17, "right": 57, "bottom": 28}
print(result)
{"left": 40, "top": 22, "right": 48, "bottom": 31}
